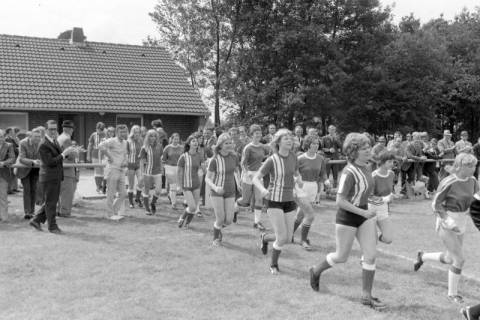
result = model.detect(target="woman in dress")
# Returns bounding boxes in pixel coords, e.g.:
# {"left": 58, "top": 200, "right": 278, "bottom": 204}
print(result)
{"left": 162, "top": 133, "right": 183, "bottom": 210}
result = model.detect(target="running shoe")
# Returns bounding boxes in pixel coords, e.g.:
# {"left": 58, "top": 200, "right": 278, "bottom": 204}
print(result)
{"left": 309, "top": 267, "right": 320, "bottom": 292}
{"left": 145, "top": 210, "right": 153, "bottom": 216}
{"left": 361, "top": 296, "right": 387, "bottom": 310}
{"left": 270, "top": 265, "right": 280, "bottom": 275}
{"left": 260, "top": 233, "right": 268, "bottom": 255}
{"left": 178, "top": 218, "right": 185, "bottom": 228}
{"left": 460, "top": 306, "right": 472, "bottom": 320}
{"left": 413, "top": 250, "right": 424, "bottom": 271}
{"left": 151, "top": 203, "right": 156, "bottom": 214}
{"left": 196, "top": 211, "right": 203, "bottom": 217}
{"left": 253, "top": 222, "right": 266, "bottom": 231}
{"left": 448, "top": 295, "right": 464, "bottom": 304}
{"left": 233, "top": 212, "right": 238, "bottom": 223}
{"left": 301, "top": 240, "right": 312, "bottom": 251}
{"left": 212, "top": 239, "right": 221, "bottom": 247}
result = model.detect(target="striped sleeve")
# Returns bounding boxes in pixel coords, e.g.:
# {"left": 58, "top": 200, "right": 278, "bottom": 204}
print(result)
{"left": 259, "top": 156, "right": 274, "bottom": 177}
{"left": 337, "top": 168, "right": 355, "bottom": 198}
{"left": 177, "top": 154, "right": 185, "bottom": 168}
{"left": 208, "top": 156, "right": 217, "bottom": 173}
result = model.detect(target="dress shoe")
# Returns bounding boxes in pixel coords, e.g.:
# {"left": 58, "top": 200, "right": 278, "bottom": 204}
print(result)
{"left": 29, "top": 220, "right": 42, "bottom": 231}
{"left": 49, "top": 228, "right": 63, "bottom": 234}
{"left": 57, "top": 213, "right": 71, "bottom": 218}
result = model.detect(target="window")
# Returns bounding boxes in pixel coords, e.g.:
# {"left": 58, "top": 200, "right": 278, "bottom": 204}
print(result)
{"left": 0, "top": 112, "right": 28, "bottom": 133}
{"left": 116, "top": 114, "right": 143, "bottom": 128}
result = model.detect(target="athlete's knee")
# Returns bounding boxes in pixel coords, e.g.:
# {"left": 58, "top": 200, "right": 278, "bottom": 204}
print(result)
{"left": 276, "top": 234, "right": 289, "bottom": 247}
{"left": 333, "top": 252, "right": 349, "bottom": 264}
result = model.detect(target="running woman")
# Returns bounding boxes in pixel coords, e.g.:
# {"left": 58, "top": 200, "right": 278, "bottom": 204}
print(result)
{"left": 162, "top": 133, "right": 183, "bottom": 210}
{"left": 254, "top": 129, "right": 303, "bottom": 275}
{"left": 292, "top": 134, "right": 329, "bottom": 250}
{"left": 138, "top": 129, "right": 163, "bottom": 215}
{"left": 126, "top": 125, "right": 144, "bottom": 209}
{"left": 369, "top": 150, "right": 396, "bottom": 245}
{"left": 177, "top": 135, "right": 204, "bottom": 228}
{"left": 413, "top": 153, "right": 478, "bottom": 304}
{"left": 236, "top": 124, "right": 269, "bottom": 231}
{"left": 205, "top": 133, "right": 239, "bottom": 246}
{"left": 309, "top": 133, "right": 386, "bottom": 310}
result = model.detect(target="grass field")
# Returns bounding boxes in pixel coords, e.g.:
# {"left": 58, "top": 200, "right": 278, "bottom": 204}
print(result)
{"left": 1, "top": 192, "right": 480, "bottom": 320}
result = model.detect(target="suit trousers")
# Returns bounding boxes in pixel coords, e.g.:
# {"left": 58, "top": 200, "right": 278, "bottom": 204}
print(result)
{"left": 34, "top": 180, "right": 61, "bottom": 230}
{"left": 106, "top": 168, "right": 126, "bottom": 217}
{"left": 0, "top": 178, "right": 8, "bottom": 220}
{"left": 58, "top": 176, "right": 77, "bottom": 216}
{"left": 21, "top": 170, "right": 39, "bottom": 215}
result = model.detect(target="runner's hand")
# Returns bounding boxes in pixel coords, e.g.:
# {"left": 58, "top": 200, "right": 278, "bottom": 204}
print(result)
{"left": 441, "top": 216, "right": 460, "bottom": 233}
{"left": 364, "top": 208, "right": 376, "bottom": 219}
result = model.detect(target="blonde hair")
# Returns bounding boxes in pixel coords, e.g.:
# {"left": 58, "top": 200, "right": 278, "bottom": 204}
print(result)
{"left": 270, "top": 128, "right": 292, "bottom": 153}
{"left": 213, "top": 133, "right": 232, "bottom": 155}
{"left": 343, "top": 133, "right": 370, "bottom": 163}
{"left": 446, "top": 153, "right": 477, "bottom": 175}
{"left": 143, "top": 129, "right": 159, "bottom": 148}
{"left": 129, "top": 125, "right": 141, "bottom": 140}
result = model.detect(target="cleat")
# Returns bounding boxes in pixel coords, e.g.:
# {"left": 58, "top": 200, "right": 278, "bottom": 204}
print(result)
{"left": 301, "top": 240, "right": 313, "bottom": 251}
{"left": 233, "top": 212, "right": 238, "bottom": 223}
{"left": 145, "top": 210, "right": 153, "bottom": 216}
{"left": 413, "top": 250, "right": 424, "bottom": 271}
{"left": 448, "top": 295, "right": 464, "bottom": 304}
{"left": 460, "top": 306, "right": 472, "bottom": 320}
{"left": 129, "top": 204, "right": 134, "bottom": 209}
{"left": 253, "top": 222, "right": 266, "bottom": 231}
{"left": 212, "top": 239, "right": 221, "bottom": 247}
{"left": 309, "top": 267, "right": 320, "bottom": 291}
{"left": 361, "top": 296, "right": 387, "bottom": 310}
{"left": 270, "top": 265, "right": 280, "bottom": 275}
{"left": 151, "top": 203, "right": 156, "bottom": 214}
{"left": 177, "top": 218, "right": 185, "bottom": 228}
{"left": 196, "top": 211, "right": 203, "bottom": 217}
{"left": 260, "top": 233, "right": 268, "bottom": 255}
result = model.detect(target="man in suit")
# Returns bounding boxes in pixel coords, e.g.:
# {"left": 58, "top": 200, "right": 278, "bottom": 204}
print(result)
{"left": 0, "top": 129, "right": 16, "bottom": 221}
{"left": 57, "top": 120, "right": 78, "bottom": 217}
{"left": 17, "top": 128, "right": 42, "bottom": 219}
{"left": 30, "top": 120, "right": 75, "bottom": 233}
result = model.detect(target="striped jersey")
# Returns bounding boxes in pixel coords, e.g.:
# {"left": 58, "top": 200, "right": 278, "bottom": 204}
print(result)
{"left": 139, "top": 144, "right": 163, "bottom": 175}
{"left": 208, "top": 152, "right": 238, "bottom": 198}
{"left": 432, "top": 174, "right": 478, "bottom": 213}
{"left": 372, "top": 169, "right": 394, "bottom": 197}
{"left": 297, "top": 153, "right": 327, "bottom": 182}
{"left": 127, "top": 139, "right": 142, "bottom": 164}
{"left": 242, "top": 143, "right": 269, "bottom": 171}
{"left": 177, "top": 152, "right": 202, "bottom": 190}
{"left": 162, "top": 144, "right": 183, "bottom": 166}
{"left": 88, "top": 131, "right": 106, "bottom": 158}
{"left": 260, "top": 152, "right": 298, "bottom": 202}
{"left": 337, "top": 163, "right": 373, "bottom": 207}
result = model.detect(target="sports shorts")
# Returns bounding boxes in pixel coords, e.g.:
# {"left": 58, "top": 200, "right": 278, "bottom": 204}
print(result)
{"left": 336, "top": 204, "right": 368, "bottom": 228}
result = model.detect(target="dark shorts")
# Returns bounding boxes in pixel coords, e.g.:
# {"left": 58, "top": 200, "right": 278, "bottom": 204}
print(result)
{"left": 267, "top": 200, "right": 297, "bottom": 213}
{"left": 127, "top": 163, "right": 140, "bottom": 171}
{"left": 336, "top": 205, "right": 368, "bottom": 228}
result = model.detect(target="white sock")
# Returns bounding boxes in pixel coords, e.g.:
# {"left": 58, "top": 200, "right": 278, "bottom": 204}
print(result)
{"left": 254, "top": 209, "right": 261, "bottom": 224}
{"left": 448, "top": 269, "right": 461, "bottom": 296}
{"left": 422, "top": 252, "right": 442, "bottom": 262}
{"left": 196, "top": 203, "right": 200, "bottom": 213}
{"left": 169, "top": 190, "right": 176, "bottom": 205}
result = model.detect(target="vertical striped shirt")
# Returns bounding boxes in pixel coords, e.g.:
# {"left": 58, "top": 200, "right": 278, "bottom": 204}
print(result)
{"left": 139, "top": 144, "right": 163, "bottom": 175}
{"left": 208, "top": 152, "right": 238, "bottom": 198}
{"left": 178, "top": 152, "right": 202, "bottom": 190}
{"left": 127, "top": 139, "right": 142, "bottom": 164}
{"left": 260, "top": 152, "right": 298, "bottom": 202}
{"left": 337, "top": 163, "right": 373, "bottom": 207}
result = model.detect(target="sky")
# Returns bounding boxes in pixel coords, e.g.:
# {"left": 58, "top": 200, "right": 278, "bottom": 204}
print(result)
{"left": 0, "top": 0, "right": 479, "bottom": 45}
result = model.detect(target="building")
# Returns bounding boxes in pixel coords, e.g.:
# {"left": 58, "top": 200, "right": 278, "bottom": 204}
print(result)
{"left": 0, "top": 28, "right": 209, "bottom": 148}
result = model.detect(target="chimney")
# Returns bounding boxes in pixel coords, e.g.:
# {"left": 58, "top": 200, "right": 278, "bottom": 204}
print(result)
{"left": 70, "top": 27, "right": 86, "bottom": 45}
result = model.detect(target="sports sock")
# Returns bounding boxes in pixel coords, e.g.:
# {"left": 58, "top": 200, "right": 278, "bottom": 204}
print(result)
{"left": 448, "top": 266, "right": 462, "bottom": 296}
{"left": 254, "top": 209, "right": 262, "bottom": 224}
{"left": 301, "top": 224, "right": 311, "bottom": 242}
{"left": 293, "top": 219, "right": 302, "bottom": 234}
{"left": 469, "top": 303, "right": 480, "bottom": 317}
{"left": 362, "top": 264, "right": 376, "bottom": 297}
{"left": 127, "top": 192, "right": 134, "bottom": 205}
{"left": 422, "top": 252, "right": 443, "bottom": 262}
{"left": 271, "top": 248, "right": 281, "bottom": 266}
{"left": 186, "top": 213, "right": 194, "bottom": 224}
{"left": 213, "top": 227, "right": 221, "bottom": 240}
{"left": 169, "top": 187, "right": 176, "bottom": 205}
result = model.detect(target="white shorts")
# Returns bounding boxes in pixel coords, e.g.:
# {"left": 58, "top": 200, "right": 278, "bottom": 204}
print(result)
{"left": 241, "top": 170, "right": 256, "bottom": 184}
{"left": 368, "top": 202, "right": 389, "bottom": 221}
{"left": 164, "top": 165, "right": 177, "bottom": 184}
{"left": 296, "top": 181, "right": 318, "bottom": 203}
{"left": 436, "top": 210, "right": 468, "bottom": 234}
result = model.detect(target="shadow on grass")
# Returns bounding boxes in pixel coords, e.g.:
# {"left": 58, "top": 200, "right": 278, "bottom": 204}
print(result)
{"left": 65, "top": 230, "right": 116, "bottom": 244}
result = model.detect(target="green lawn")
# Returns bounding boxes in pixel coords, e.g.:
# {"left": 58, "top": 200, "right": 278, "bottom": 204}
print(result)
{"left": 1, "top": 193, "right": 479, "bottom": 320}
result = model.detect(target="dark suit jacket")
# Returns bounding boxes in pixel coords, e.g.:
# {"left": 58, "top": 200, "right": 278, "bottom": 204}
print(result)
{"left": 17, "top": 137, "right": 40, "bottom": 179}
{"left": 39, "top": 137, "right": 64, "bottom": 183}
{"left": 0, "top": 142, "right": 15, "bottom": 180}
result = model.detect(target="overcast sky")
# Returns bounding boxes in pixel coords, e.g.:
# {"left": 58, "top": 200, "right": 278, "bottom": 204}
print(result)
{"left": 0, "top": 0, "right": 478, "bottom": 45}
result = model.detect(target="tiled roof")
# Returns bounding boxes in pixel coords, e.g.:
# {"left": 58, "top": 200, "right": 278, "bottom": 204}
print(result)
{"left": 0, "top": 34, "right": 209, "bottom": 115}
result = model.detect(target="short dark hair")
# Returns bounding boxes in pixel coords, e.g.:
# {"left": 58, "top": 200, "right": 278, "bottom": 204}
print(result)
{"left": 96, "top": 122, "right": 105, "bottom": 130}
{"left": 45, "top": 120, "right": 57, "bottom": 128}
{"left": 303, "top": 134, "right": 320, "bottom": 150}
{"left": 151, "top": 119, "right": 163, "bottom": 128}
{"left": 116, "top": 124, "right": 128, "bottom": 132}
{"left": 377, "top": 150, "right": 396, "bottom": 166}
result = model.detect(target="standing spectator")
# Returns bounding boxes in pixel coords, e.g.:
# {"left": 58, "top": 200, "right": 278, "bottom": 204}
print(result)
{"left": 438, "top": 130, "right": 456, "bottom": 181}
{"left": 387, "top": 131, "right": 402, "bottom": 149}
{"left": 30, "top": 120, "right": 76, "bottom": 233}
{"left": 238, "top": 126, "right": 250, "bottom": 145}
{"left": 322, "top": 125, "right": 342, "bottom": 188}
{"left": 401, "top": 132, "right": 427, "bottom": 196}
{"left": 5, "top": 127, "right": 20, "bottom": 194}
{"left": 57, "top": 120, "right": 78, "bottom": 218}
{"left": 17, "top": 128, "right": 41, "bottom": 219}
{"left": 473, "top": 137, "right": 480, "bottom": 178}
{"left": 0, "top": 130, "right": 15, "bottom": 221}
{"left": 371, "top": 136, "right": 387, "bottom": 170}
{"left": 98, "top": 125, "right": 129, "bottom": 219}
{"left": 424, "top": 138, "right": 441, "bottom": 198}
{"left": 87, "top": 122, "right": 106, "bottom": 193}
{"left": 263, "top": 124, "right": 277, "bottom": 144}
{"left": 455, "top": 131, "right": 473, "bottom": 154}
{"left": 203, "top": 127, "right": 216, "bottom": 158}
{"left": 293, "top": 125, "right": 304, "bottom": 154}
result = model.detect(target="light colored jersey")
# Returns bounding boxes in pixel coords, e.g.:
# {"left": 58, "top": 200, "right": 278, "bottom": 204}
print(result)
{"left": 337, "top": 163, "right": 373, "bottom": 207}
{"left": 297, "top": 153, "right": 327, "bottom": 183}
{"left": 260, "top": 152, "right": 298, "bottom": 202}
{"left": 432, "top": 174, "right": 478, "bottom": 213}
{"left": 372, "top": 169, "right": 394, "bottom": 197}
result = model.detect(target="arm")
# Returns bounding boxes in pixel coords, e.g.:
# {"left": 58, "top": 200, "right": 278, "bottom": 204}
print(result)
{"left": 252, "top": 158, "right": 272, "bottom": 198}
{"left": 176, "top": 155, "right": 185, "bottom": 191}
{"left": 98, "top": 139, "right": 113, "bottom": 163}
{"left": 204, "top": 157, "right": 223, "bottom": 194}
{"left": 39, "top": 144, "right": 63, "bottom": 168}
{"left": 336, "top": 171, "right": 374, "bottom": 218}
